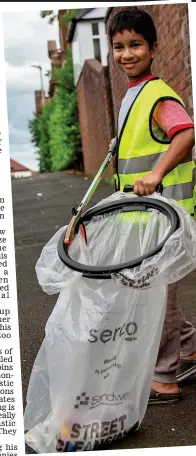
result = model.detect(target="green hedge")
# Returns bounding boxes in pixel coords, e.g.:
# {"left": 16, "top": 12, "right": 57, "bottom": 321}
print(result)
{"left": 29, "top": 47, "right": 82, "bottom": 173}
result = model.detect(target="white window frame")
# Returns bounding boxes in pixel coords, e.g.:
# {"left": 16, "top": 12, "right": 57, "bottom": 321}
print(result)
{"left": 91, "top": 22, "right": 101, "bottom": 62}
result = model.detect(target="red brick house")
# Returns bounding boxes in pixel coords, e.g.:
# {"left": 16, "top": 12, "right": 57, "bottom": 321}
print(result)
{"left": 10, "top": 159, "right": 33, "bottom": 179}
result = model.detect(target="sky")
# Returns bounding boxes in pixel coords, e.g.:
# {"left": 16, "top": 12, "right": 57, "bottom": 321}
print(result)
{"left": 3, "top": 10, "right": 59, "bottom": 171}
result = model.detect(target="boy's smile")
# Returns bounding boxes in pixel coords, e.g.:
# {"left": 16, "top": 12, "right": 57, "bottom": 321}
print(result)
{"left": 112, "top": 29, "right": 157, "bottom": 81}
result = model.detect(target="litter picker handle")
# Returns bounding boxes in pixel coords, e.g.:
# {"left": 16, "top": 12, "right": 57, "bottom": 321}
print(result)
{"left": 109, "top": 137, "right": 119, "bottom": 155}
{"left": 123, "top": 183, "right": 163, "bottom": 194}
{"left": 64, "top": 138, "right": 118, "bottom": 245}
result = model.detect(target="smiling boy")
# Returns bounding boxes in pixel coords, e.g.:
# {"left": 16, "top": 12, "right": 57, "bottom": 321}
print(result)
{"left": 108, "top": 7, "right": 196, "bottom": 404}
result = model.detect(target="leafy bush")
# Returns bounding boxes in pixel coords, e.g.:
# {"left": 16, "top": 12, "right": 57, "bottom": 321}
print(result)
{"left": 29, "top": 47, "right": 82, "bottom": 172}
{"left": 49, "top": 48, "right": 82, "bottom": 171}
{"left": 29, "top": 101, "right": 55, "bottom": 172}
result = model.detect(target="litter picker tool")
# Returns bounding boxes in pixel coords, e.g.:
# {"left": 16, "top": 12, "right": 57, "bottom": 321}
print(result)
{"left": 64, "top": 138, "right": 118, "bottom": 245}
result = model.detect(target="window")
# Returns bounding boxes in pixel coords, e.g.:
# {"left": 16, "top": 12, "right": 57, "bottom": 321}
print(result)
{"left": 93, "top": 39, "right": 101, "bottom": 62}
{"left": 91, "top": 22, "right": 101, "bottom": 62}
{"left": 92, "top": 22, "right": 99, "bottom": 36}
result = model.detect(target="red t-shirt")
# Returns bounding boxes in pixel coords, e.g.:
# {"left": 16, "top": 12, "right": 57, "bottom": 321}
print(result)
{"left": 128, "top": 75, "right": 194, "bottom": 139}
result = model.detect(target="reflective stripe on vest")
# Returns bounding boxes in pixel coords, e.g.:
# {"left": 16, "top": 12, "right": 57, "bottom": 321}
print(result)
{"left": 117, "top": 78, "right": 195, "bottom": 215}
{"left": 118, "top": 152, "right": 192, "bottom": 175}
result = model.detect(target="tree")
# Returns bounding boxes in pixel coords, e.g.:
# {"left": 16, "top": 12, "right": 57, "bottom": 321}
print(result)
{"left": 29, "top": 9, "right": 82, "bottom": 172}
{"left": 60, "top": 9, "right": 78, "bottom": 27}
{"left": 29, "top": 49, "right": 82, "bottom": 172}
{"left": 40, "top": 10, "right": 57, "bottom": 24}
{"left": 49, "top": 48, "right": 82, "bottom": 171}
{"left": 37, "top": 101, "right": 54, "bottom": 172}
{"left": 45, "top": 69, "right": 52, "bottom": 78}
{"left": 40, "top": 9, "right": 78, "bottom": 25}
{"left": 29, "top": 114, "right": 39, "bottom": 147}
{"left": 29, "top": 101, "right": 55, "bottom": 172}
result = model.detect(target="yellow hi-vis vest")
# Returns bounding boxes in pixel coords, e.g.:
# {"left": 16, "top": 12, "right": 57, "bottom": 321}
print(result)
{"left": 116, "top": 78, "right": 196, "bottom": 216}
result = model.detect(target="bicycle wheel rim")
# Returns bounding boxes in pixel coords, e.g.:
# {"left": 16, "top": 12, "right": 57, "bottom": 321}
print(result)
{"left": 57, "top": 197, "right": 180, "bottom": 279}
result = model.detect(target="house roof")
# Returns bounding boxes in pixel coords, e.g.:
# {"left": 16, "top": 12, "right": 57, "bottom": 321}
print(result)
{"left": 74, "top": 9, "right": 93, "bottom": 21}
{"left": 10, "top": 159, "right": 31, "bottom": 172}
{"left": 67, "top": 8, "right": 94, "bottom": 43}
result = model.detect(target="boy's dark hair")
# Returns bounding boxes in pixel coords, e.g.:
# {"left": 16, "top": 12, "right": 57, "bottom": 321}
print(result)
{"left": 108, "top": 7, "right": 157, "bottom": 49}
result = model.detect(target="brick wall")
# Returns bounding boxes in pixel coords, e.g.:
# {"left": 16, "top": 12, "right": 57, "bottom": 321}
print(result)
{"left": 106, "top": 3, "right": 193, "bottom": 131}
{"left": 77, "top": 59, "right": 114, "bottom": 176}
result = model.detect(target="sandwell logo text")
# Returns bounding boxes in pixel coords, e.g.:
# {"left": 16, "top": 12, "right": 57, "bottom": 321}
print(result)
{"left": 74, "top": 391, "right": 129, "bottom": 410}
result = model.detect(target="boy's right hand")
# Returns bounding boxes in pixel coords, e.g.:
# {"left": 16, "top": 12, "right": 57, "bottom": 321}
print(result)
{"left": 134, "top": 170, "right": 163, "bottom": 196}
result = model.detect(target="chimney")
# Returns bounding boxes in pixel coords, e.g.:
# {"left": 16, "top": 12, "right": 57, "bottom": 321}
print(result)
{"left": 35, "top": 90, "right": 45, "bottom": 115}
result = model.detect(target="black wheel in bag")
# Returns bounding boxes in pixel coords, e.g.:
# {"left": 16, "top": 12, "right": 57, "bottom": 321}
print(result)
{"left": 57, "top": 195, "right": 180, "bottom": 280}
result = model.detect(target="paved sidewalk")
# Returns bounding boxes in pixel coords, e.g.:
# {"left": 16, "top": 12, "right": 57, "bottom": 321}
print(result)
{"left": 12, "top": 172, "right": 196, "bottom": 453}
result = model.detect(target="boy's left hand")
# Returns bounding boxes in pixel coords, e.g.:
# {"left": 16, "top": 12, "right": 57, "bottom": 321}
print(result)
{"left": 134, "top": 171, "right": 163, "bottom": 196}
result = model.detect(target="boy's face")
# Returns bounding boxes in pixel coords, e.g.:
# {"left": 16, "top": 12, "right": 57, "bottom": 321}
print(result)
{"left": 112, "top": 29, "right": 157, "bottom": 81}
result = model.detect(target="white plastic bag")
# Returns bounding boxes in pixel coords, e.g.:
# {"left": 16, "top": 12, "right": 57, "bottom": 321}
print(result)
{"left": 24, "top": 192, "right": 196, "bottom": 453}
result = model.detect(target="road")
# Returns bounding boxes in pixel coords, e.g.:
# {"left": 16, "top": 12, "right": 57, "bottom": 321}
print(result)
{"left": 11, "top": 171, "right": 196, "bottom": 453}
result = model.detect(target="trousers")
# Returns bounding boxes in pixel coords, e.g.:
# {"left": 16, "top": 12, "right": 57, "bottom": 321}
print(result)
{"left": 154, "top": 282, "right": 196, "bottom": 383}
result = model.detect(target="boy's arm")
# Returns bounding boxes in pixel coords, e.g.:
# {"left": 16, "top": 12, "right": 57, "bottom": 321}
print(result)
{"left": 134, "top": 128, "right": 195, "bottom": 196}
{"left": 134, "top": 100, "right": 195, "bottom": 196}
